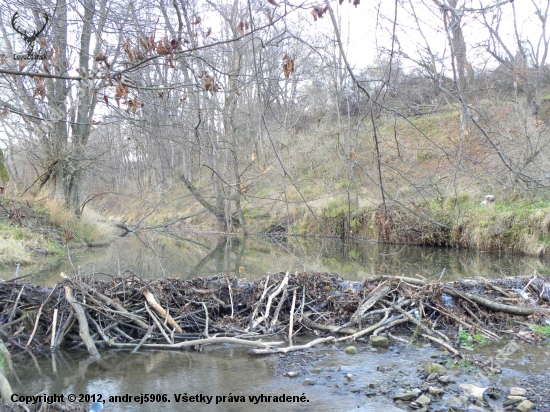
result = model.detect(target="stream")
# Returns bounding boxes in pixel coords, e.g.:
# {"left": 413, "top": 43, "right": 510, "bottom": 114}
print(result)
{"left": 4, "top": 234, "right": 550, "bottom": 411}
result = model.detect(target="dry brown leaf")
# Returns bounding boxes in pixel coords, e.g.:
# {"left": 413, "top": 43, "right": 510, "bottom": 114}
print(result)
{"left": 237, "top": 21, "right": 245, "bottom": 36}
{"left": 282, "top": 54, "right": 295, "bottom": 78}
{"left": 0, "top": 107, "right": 9, "bottom": 120}
{"left": 353, "top": 0, "right": 360, "bottom": 6}
{"left": 157, "top": 91, "right": 164, "bottom": 99}
{"left": 239, "top": 183, "right": 248, "bottom": 193}
{"left": 262, "top": 165, "right": 272, "bottom": 174}
{"left": 267, "top": 0, "right": 279, "bottom": 6}
{"left": 192, "top": 16, "right": 201, "bottom": 25}
{"left": 18, "top": 59, "right": 26, "bottom": 71}
{"left": 95, "top": 50, "right": 106, "bottom": 62}
{"left": 204, "top": 75, "right": 219, "bottom": 94}
{"left": 0, "top": 54, "right": 5, "bottom": 65}
{"left": 103, "top": 95, "right": 109, "bottom": 106}
{"left": 311, "top": 9, "right": 318, "bottom": 21}
{"left": 176, "top": 96, "right": 187, "bottom": 108}
{"left": 156, "top": 41, "right": 171, "bottom": 56}
{"left": 39, "top": 37, "right": 47, "bottom": 47}
{"left": 114, "top": 83, "right": 128, "bottom": 108}
{"left": 206, "top": 27, "right": 212, "bottom": 37}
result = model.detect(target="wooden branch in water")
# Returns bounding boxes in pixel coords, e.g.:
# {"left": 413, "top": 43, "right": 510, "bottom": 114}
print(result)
{"left": 301, "top": 317, "right": 359, "bottom": 335}
{"left": 77, "top": 280, "right": 149, "bottom": 330}
{"left": 26, "top": 286, "right": 57, "bottom": 348}
{"left": 142, "top": 289, "right": 182, "bottom": 333}
{"left": 421, "top": 333, "right": 460, "bottom": 356}
{"left": 334, "top": 311, "right": 390, "bottom": 342}
{"left": 371, "top": 275, "right": 540, "bottom": 316}
{"left": 111, "top": 336, "right": 283, "bottom": 351}
{"left": 352, "top": 281, "right": 390, "bottom": 322}
{"left": 264, "top": 272, "right": 289, "bottom": 325}
{"left": 64, "top": 286, "right": 100, "bottom": 359}
{"left": 247, "top": 336, "right": 334, "bottom": 355}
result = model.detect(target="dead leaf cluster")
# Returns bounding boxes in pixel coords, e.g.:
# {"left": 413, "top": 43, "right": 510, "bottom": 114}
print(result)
{"left": 282, "top": 54, "right": 295, "bottom": 78}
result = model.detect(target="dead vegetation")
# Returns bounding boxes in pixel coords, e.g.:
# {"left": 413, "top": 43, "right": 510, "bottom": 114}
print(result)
{"left": 1, "top": 271, "right": 549, "bottom": 368}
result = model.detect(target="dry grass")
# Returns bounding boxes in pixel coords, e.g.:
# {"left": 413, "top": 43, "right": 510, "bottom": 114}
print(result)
{"left": 0, "top": 236, "right": 33, "bottom": 265}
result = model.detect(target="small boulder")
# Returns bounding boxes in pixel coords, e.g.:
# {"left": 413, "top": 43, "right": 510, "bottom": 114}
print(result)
{"left": 284, "top": 371, "right": 299, "bottom": 378}
{"left": 424, "top": 363, "right": 446, "bottom": 375}
{"left": 344, "top": 345, "right": 357, "bottom": 354}
{"left": 429, "top": 386, "right": 444, "bottom": 396}
{"left": 516, "top": 400, "right": 535, "bottom": 412}
{"left": 370, "top": 335, "right": 389, "bottom": 348}
{"left": 302, "top": 378, "right": 315, "bottom": 386}
{"left": 415, "top": 394, "right": 431, "bottom": 405}
{"left": 510, "top": 387, "right": 527, "bottom": 397}
{"left": 393, "top": 389, "right": 421, "bottom": 401}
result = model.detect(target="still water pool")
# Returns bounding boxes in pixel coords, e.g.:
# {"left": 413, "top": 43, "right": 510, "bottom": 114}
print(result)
{"left": 2, "top": 234, "right": 547, "bottom": 286}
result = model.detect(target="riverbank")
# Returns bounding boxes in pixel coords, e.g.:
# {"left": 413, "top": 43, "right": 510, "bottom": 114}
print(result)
{"left": 288, "top": 196, "right": 550, "bottom": 257}
{"left": 0, "top": 196, "right": 114, "bottom": 268}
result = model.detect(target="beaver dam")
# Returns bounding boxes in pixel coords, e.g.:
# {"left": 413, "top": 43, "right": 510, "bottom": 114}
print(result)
{"left": 1, "top": 271, "right": 550, "bottom": 410}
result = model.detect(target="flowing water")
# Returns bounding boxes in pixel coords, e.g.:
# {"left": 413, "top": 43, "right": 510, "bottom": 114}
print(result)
{"left": 4, "top": 234, "right": 550, "bottom": 411}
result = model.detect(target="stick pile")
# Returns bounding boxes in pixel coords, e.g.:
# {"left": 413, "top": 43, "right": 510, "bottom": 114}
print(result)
{"left": 1, "top": 271, "right": 549, "bottom": 361}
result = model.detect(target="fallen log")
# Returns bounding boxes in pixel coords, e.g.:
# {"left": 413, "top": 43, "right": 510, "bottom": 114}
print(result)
{"left": 64, "top": 286, "right": 100, "bottom": 359}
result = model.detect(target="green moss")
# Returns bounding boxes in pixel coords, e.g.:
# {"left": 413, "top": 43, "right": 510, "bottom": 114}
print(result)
{"left": 530, "top": 325, "right": 550, "bottom": 337}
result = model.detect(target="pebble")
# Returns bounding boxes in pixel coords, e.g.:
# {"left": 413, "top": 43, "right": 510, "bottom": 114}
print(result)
{"left": 344, "top": 346, "right": 357, "bottom": 354}
{"left": 424, "top": 363, "right": 446, "bottom": 375}
{"left": 516, "top": 399, "right": 535, "bottom": 412}
{"left": 302, "top": 378, "right": 315, "bottom": 386}
{"left": 284, "top": 371, "right": 299, "bottom": 377}
{"left": 510, "top": 387, "right": 527, "bottom": 396}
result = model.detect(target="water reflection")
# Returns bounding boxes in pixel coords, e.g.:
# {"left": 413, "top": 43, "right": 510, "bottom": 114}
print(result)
{"left": 10, "top": 344, "right": 419, "bottom": 412}
{"left": 1, "top": 234, "right": 546, "bottom": 286}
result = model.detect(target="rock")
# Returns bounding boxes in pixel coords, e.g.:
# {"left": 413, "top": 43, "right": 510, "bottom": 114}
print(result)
{"left": 369, "top": 347, "right": 378, "bottom": 352}
{"left": 429, "top": 386, "right": 444, "bottom": 396}
{"left": 302, "top": 379, "right": 315, "bottom": 386}
{"left": 508, "top": 396, "right": 527, "bottom": 401}
{"left": 426, "top": 372, "right": 438, "bottom": 381}
{"left": 459, "top": 383, "right": 487, "bottom": 400}
{"left": 365, "top": 391, "right": 377, "bottom": 397}
{"left": 516, "top": 400, "right": 535, "bottom": 411}
{"left": 370, "top": 335, "right": 389, "bottom": 348}
{"left": 344, "top": 346, "right": 357, "bottom": 354}
{"left": 346, "top": 373, "right": 356, "bottom": 382}
{"left": 284, "top": 371, "right": 299, "bottom": 377}
{"left": 510, "top": 387, "right": 527, "bottom": 396}
{"left": 349, "top": 387, "right": 361, "bottom": 393}
{"left": 424, "top": 363, "right": 446, "bottom": 375}
{"left": 415, "top": 394, "right": 431, "bottom": 405}
{"left": 393, "top": 389, "right": 421, "bottom": 401}
{"left": 437, "top": 375, "right": 452, "bottom": 384}
{"left": 503, "top": 398, "right": 523, "bottom": 407}
{"left": 310, "top": 367, "right": 321, "bottom": 373}
{"left": 447, "top": 395, "right": 468, "bottom": 407}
